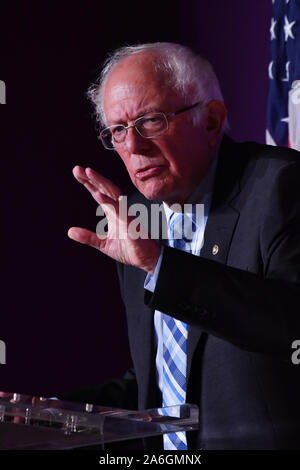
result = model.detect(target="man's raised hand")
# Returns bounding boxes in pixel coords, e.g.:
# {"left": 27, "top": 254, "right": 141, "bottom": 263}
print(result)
{"left": 68, "top": 166, "right": 160, "bottom": 274}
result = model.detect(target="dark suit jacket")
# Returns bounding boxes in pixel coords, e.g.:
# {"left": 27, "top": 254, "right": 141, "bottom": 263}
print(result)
{"left": 62, "top": 136, "right": 300, "bottom": 450}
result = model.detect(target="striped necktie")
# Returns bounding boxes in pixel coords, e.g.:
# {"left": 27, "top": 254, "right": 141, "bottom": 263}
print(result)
{"left": 162, "top": 211, "right": 196, "bottom": 450}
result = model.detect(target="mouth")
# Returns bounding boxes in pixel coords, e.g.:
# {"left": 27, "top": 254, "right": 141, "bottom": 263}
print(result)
{"left": 135, "top": 165, "right": 165, "bottom": 180}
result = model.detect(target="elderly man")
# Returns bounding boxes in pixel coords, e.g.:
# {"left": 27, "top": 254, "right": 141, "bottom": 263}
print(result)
{"left": 67, "top": 43, "right": 300, "bottom": 450}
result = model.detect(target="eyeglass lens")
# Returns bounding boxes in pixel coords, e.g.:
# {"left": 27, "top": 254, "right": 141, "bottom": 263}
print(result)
{"left": 100, "top": 112, "right": 168, "bottom": 149}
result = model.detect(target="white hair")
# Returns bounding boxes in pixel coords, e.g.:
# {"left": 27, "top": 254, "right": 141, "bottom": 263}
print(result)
{"left": 87, "top": 42, "right": 229, "bottom": 131}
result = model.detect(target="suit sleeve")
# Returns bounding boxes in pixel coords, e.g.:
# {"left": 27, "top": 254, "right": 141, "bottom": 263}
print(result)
{"left": 144, "top": 160, "right": 300, "bottom": 361}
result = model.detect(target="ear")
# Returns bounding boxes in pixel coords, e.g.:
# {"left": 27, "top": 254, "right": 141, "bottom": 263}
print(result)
{"left": 205, "top": 100, "right": 227, "bottom": 147}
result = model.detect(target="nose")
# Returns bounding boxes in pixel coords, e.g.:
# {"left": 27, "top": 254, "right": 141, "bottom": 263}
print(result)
{"left": 124, "top": 126, "right": 152, "bottom": 154}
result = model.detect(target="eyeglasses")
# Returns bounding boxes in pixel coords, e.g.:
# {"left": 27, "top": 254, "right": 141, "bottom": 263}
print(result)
{"left": 99, "top": 101, "right": 202, "bottom": 150}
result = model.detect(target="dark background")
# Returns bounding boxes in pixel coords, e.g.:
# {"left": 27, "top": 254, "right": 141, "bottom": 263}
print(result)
{"left": 0, "top": 1, "right": 272, "bottom": 397}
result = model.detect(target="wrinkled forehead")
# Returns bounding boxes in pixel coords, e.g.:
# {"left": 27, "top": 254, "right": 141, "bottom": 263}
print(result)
{"left": 104, "top": 53, "right": 173, "bottom": 97}
{"left": 103, "top": 53, "right": 180, "bottom": 121}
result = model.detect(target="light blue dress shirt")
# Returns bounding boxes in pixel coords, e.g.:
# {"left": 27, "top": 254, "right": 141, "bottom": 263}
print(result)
{"left": 144, "top": 154, "right": 218, "bottom": 396}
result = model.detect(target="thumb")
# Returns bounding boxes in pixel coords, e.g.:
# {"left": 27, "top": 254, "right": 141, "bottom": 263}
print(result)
{"left": 68, "top": 227, "right": 103, "bottom": 250}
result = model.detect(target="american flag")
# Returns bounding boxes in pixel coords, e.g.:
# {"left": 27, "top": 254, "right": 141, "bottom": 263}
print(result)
{"left": 266, "top": 0, "right": 300, "bottom": 151}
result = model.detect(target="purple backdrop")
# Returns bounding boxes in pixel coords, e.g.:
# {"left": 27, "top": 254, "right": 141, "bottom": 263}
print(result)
{"left": 193, "top": 1, "right": 272, "bottom": 143}
{"left": 0, "top": 1, "right": 272, "bottom": 397}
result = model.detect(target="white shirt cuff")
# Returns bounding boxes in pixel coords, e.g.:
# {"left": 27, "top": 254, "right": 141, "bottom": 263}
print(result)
{"left": 144, "top": 246, "right": 164, "bottom": 293}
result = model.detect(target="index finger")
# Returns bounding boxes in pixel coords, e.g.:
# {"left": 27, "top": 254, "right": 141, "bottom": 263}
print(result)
{"left": 72, "top": 166, "right": 122, "bottom": 201}
{"left": 85, "top": 167, "right": 122, "bottom": 201}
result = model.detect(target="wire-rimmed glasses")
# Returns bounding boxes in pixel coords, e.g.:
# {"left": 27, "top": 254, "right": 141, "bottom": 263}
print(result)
{"left": 99, "top": 101, "right": 202, "bottom": 150}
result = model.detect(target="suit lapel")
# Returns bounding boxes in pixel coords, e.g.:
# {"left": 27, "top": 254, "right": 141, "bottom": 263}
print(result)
{"left": 186, "top": 135, "right": 243, "bottom": 385}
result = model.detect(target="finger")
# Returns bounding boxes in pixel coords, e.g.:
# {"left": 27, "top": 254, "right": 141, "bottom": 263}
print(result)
{"left": 82, "top": 180, "right": 107, "bottom": 205}
{"left": 72, "top": 165, "right": 89, "bottom": 184}
{"left": 83, "top": 182, "right": 121, "bottom": 211}
{"left": 73, "top": 166, "right": 103, "bottom": 190}
{"left": 72, "top": 166, "right": 116, "bottom": 206}
{"left": 72, "top": 167, "right": 101, "bottom": 204}
{"left": 72, "top": 166, "right": 123, "bottom": 205}
{"left": 68, "top": 227, "right": 104, "bottom": 249}
{"left": 85, "top": 167, "right": 121, "bottom": 200}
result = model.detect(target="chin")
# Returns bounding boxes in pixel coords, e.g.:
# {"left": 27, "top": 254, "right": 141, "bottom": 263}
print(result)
{"left": 135, "top": 182, "right": 170, "bottom": 202}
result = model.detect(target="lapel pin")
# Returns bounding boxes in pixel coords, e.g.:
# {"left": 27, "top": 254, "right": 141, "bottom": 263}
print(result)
{"left": 212, "top": 244, "right": 219, "bottom": 255}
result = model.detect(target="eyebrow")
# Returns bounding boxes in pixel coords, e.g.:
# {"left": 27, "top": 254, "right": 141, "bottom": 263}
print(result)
{"left": 107, "top": 107, "right": 165, "bottom": 126}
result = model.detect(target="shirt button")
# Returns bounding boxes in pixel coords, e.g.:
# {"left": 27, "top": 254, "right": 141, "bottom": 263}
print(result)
{"left": 212, "top": 244, "right": 219, "bottom": 255}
